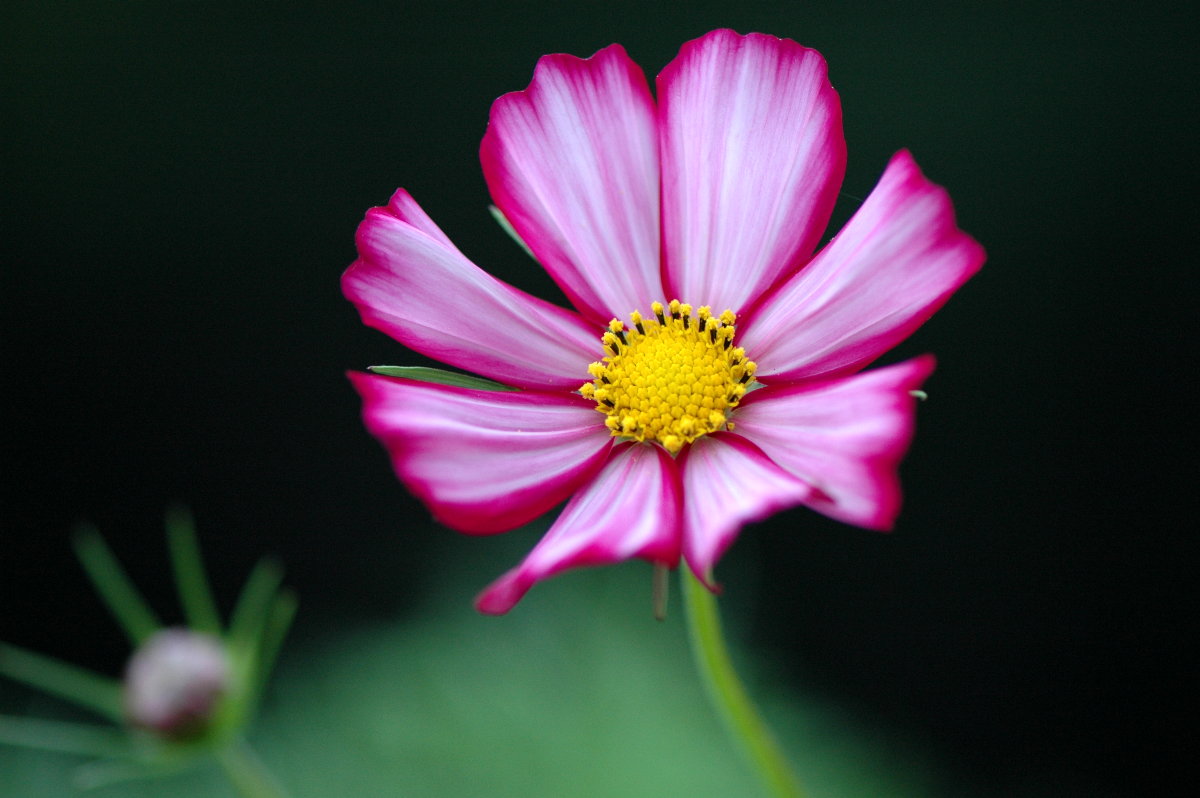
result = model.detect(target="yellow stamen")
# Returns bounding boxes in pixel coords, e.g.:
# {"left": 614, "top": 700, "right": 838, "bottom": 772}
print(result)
{"left": 580, "top": 300, "right": 758, "bottom": 454}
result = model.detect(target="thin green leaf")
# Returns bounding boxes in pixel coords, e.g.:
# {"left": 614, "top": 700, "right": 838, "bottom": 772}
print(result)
{"left": 165, "top": 506, "right": 222, "bottom": 635}
{"left": 72, "top": 525, "right": 161, "bottom": 646}
{"left": 366, "top": 365, "right": 516, "bottom": 391}
{"left": 247, "top": 591, "right": 298, "bottom": 711}
{"left": 227, "top": 560, "right": 284, "bottom": 659}
{"left": 0, "top": 642, "right": 123, "bottom": 722}
{"left": 0, "top": 715, "right": 130, "bottom": 758}
{"left": 73, "top": 758, "right": 186, "bottom": 790}
{"left": 488, "top": 204, "right": 537, "bottom": 261}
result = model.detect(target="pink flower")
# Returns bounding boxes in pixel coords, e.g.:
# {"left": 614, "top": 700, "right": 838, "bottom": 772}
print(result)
{"left": 343, "top": 30, "right": 985, "bottom": 614}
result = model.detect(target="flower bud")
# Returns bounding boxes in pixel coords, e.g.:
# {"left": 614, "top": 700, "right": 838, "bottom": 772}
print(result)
{"left": 123, "top": 628, "right": 230, "bottom": 740}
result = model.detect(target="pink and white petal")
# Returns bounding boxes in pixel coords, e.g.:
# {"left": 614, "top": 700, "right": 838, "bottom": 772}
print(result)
{"left": 343, "top": 191, "right": 599, "bottom": 390}
{"left": 659, "top": 29, "right": 846, "bottom": 314}
{"left": 733, "top": 355, "right": 936, "bottom": 530}
{"left": 679, "top": 433, "right": 815, "bottom": 587}
{"left": 383, "top": 188, "right": 459, "bottom": 250}
{"left": 349, "top": 372, "right": 612, "bottom": 534}
{"left": 481, "top": 44, "right": 663, "bottom": 323}
{"left": 476, "top": 443, "right": 682, "bottom": 614}
{"left": 741, "top": 151, "right": 985, "bottom": 381}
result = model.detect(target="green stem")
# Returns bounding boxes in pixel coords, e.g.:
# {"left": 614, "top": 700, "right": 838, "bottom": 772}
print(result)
{"left": 73, "top": 525, "right": 161, "bottom": 646}
{"left": 682, "top": 569, "right": 805, "bottom": 798}
{"left": 214, "top": 739, "right": 291, "bottom": 798}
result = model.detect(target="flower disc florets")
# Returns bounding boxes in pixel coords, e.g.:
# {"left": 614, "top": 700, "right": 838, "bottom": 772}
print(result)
{"left": 581, "top": 300, "right": 757, "bottom": 454}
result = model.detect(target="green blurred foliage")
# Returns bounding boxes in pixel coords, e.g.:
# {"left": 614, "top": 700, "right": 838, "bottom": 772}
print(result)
{"left": 1, "top": 545, "right": 937, "bottom": 797}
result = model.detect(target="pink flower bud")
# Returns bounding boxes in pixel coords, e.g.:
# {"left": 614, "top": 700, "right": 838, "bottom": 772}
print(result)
{"left": 123, "top": 628, "right": 230, "bottom": 740}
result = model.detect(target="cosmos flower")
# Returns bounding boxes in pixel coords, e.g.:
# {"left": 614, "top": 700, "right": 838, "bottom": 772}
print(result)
{"left": 343, "top": 29, "right": 984, "bottom": 614}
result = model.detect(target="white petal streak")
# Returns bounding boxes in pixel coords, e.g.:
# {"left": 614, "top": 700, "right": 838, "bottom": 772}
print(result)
{"left": 659, "top": 29, "right": 846, "bottom": 314}
{"left": 481, "top": 44, "right": 663, "bottom": 322}
{"left": 383, "top": 188, "right": 459, "bottom": 250}
{"left": 680, "top": 433, "right": 812, "bottom": 585}
{"left": 342, "top": 190, "right": 599, "bottom": 390}
{"left": 349, "top": 373, "right": 612, "bottom": 534}
{"left": 743, "top": 151, "right": 986, "bottom": 381}
{"left": 733, "top": 356, "right": 935, "bottom": 530}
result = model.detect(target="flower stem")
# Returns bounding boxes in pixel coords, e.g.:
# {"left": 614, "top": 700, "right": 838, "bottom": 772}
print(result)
{"left": 214, "top": 739, "right": 291, "bottom": 798}
{"left": 682, "top": 568, "right": 805, "bottom": 798}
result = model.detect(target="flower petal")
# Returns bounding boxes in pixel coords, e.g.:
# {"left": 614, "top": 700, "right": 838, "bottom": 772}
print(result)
{"left": 382, "top": 186, "right": 460, "bottom": 250}
{"left": 742, "top": 151, "right": 986, "bottom": 381}
{"left": 679, "top": 433, "right": 814, "bottom": 587}
{"left": 342, "top": 190, "right": 599, "bottom": 390}
{"left": 480, "top": 43, "right": 663, "bottom": 322}
{"left": 658, "top": 29, "right": 846, "bottom": 314}
{"left": 349, "top": 372, "right": 611, "bottom": 533}
{"left": 476, "top": 443, "right": 682, "bottom": 614}
{"left": 733, "top": 356, "right": 935, "bottom": 530}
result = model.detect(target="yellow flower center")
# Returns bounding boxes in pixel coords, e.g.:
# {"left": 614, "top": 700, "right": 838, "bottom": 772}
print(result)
{"left": 580, "top": 300, "right": 757, "bottom": 454}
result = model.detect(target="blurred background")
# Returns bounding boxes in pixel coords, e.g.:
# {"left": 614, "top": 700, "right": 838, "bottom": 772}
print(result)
{"left": 1, "top": 1, "right": 1193, "bottom": 796}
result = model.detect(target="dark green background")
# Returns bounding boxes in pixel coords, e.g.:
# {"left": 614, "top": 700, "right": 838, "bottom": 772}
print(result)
{"left": 2, "top": 2, "right": 1193, "bottom": 795}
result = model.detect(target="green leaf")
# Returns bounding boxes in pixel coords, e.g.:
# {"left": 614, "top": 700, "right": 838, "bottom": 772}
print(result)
{"left": 73, "top": 759, "right": 186, "bottom": 791}
{"left": 488, "top": 204, "right": 537, "bottom": 261}
{"left": 366, "top": 366, "right": 516, "bottom": 391}
{"left": 0, "top": 715, "right": 131, "bottom": 758}
{"left": 166, "top": 506, "right": 223, "bottom": 636}
{"left": 0, "top": 643, "right": 123, "bottom": 722}
{"left": 227, "top": 560, "right": 284, "bottom": 669}
{"left": 72, "top": 525, "right": 161, "bottom": 646}
{"left": 247, "top": 590, "right": 298, "bottom": 714}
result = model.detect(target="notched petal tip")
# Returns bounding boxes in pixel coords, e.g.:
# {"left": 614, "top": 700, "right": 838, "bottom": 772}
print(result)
{"left": 885, "top": 148, "right": 987, "bottom": 263}
{"left": 474, "top": 568, "right": 529, "bottom": 615}
{"left": 658, "top": 26, "right": 846, "bottom": 314}
{"left": 679, "top": 434, "right": 814, "bottom": 583}
{"left": 742, "top": 149, "right": 984, "bottom": 382}
{"left": 470, "top": 444, "right": 683, "bottom": 613}
{"left": 489, "top": 41, "right": 635, "bottom": 102}
{"left": 480, "top": 39, "right": 663, "bottom": 322}
{"left": 342, "top": 193, "right": 597, "bottom": 389}
{"left": 687, "top": 563, "right": 726, "bottom": 594}
{"left": 734, "top": 356, "right": 937, "bottom": 532}
{"left": 348, "top": 373, "right": 611, "bottom": 535}
{"left": 669, "top": 28, "right": 830, "bottom": 68}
